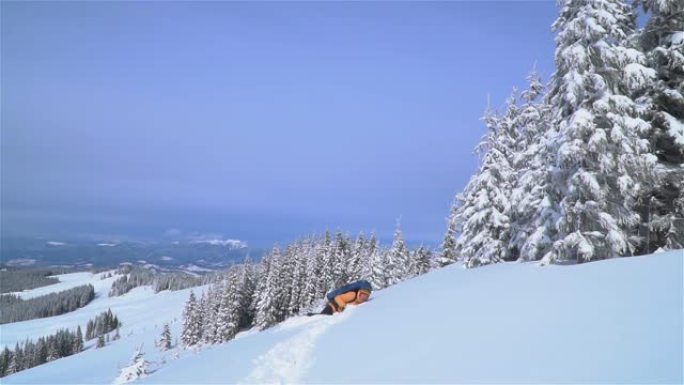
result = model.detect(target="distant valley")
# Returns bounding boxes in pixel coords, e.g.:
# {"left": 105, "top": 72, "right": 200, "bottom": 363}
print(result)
{"left": 0, "top": 237, "right": 264, "bottom": 273}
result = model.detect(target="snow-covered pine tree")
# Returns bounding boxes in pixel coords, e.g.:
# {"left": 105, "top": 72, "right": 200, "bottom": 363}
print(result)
{"left": 637, "top": 0, "right": 684, "bottom": 251}
{"left": 510, "top": 70, "right": 561, "bottom": 261}
{"left": 181, "top": 291, "right": 202, "bottom": 346}
{"left": 0, "top": 347, "right": 12, "bottom": 377}
{"left": 437, "top": 203, "right": 459, "bottom": 267}
{"left": 96, "top": 335, "right": 105, "bottom": 349}
{"left": 199, "top": 290, "right": 215, "bottom": 344}
{"left": 369, "top": 241, "right": 388, "bottom": 290}
{"left": 200, "top": 285, "right": 218, "bottom": 344}
{"left": 301, "top": 238, "right": 322, "bottom": 310}
{"left": 215, "top": 271, "right": 240, "bottom": 342}
{"left": 6, "top": 349, "right": 17, "bottom": 375}
{"left": 159, "top": 323, "right": 172, "bottom": 351}
{"left": 253, "top": 248, "right": 281, "bottom": 329}
{"left": 543, "top": 0, "right": 658, "bottom": 263}
{"left": 455, "top": 101, "right": 516, "bottom": 268}
{"left": 331, "top": 231, "right": 351, "bottom": 287}
{"left": 387, "top": 221, "right": 410, "bottom": 284}
{"left": 347, "top": 233, "right": 366, "bottom": 283}
{"left": 85, "top": 320, "right": 94, "bottom": 340}
{"left": 273, "top": 247, "right": 293, "bottom": 322}
{"left": 46, "top": 343, "right": 58, "bottom": 361}
{"left": 115, "top": 345, "right": 149, "bottom": 384}
{"left": 360, "top": 232, "right": 378, "bottom": 281}
{"left": 317, "top": 231, "right": 334, "bottom": 296}
{"left": 412, "top": 246, "right": 433, "bottom": 276}
{"left": 237, "top": 258, "right": 257, "bottom": 330}
{"left": 285, "top": 243, "right": 305, "bottom": 316}
{"left": 73, "top": 326, "right": 84, "bottom": 353}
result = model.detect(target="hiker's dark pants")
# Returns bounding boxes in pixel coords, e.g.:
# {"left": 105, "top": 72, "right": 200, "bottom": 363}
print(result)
{"left": 321, "top": 303, "right": 334, "bottom": 315}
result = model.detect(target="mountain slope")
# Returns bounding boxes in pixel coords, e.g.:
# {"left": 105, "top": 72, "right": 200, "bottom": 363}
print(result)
{"left": 150, "top": 250, "right": 682, "bottom": 384}
{"left": 3, "top": 250, "right": 682, "bottom": 384}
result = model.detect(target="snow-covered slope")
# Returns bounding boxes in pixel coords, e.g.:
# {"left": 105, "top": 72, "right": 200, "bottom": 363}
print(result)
{"left": 3, "top": 250, "right": 682, "bottom": 384}
{"left": 7, "top": 271, "right": 112, "bottom": 301}
{"left": 1, "top": 270, "right": 205, "bottom": 384}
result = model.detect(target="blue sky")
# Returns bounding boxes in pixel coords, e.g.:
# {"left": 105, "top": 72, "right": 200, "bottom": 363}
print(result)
{"left": 1, "top": 1, "right": 557, "bottom": 246}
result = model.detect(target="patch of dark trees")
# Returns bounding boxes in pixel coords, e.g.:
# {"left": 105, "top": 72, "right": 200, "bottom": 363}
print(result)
{"left": 0, "top": 284, "right": 95, "bottom": 324}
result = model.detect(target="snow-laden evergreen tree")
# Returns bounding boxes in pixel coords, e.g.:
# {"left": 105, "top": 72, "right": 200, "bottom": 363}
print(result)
{"left": 200, "top": 286, "right": 218, "bottom": 344}
{"left": 387, "top": 221, "right": 410, "bottom": 284}
{"left": 455, "top": 101, "right": 517, "bottom": 267}
{"left": 543, "top": 0, "right": 658, "bottom": 263}
{"left": 274, "top": 247, "right": 294, "bottom": 322}
{"left": 347, "top": 233, "right": 365, "bottom": 283}
{"left": 6, "top": 349, "right": 17, "bottom": 375}
{"left": 285, "top": 244, "right": 304, "bottom": 316}
{"left": 637, "top": 0, "right": 684, "bottom": 251}
{"left": 331, "top": 231, "right": 351, "bottom": 287}
{"left": 115, "top": 345, "right": 149, "bottom": 384}
{"left": 437, "top": 203, "right": 459, "bottom": 266}
{"left": 159, "top": 323, "right": 172, "bottom": 351}
{"left": 254, "top": 248, "right": 281, "bottom": 329}
{"left": 411, "top": 246, "right": 433, "bottom": 276}
{"left": 0, "top": 347, "right": 11, "bottom": 377}
{"left": 317, "top": 231, "right": 334, "bottom": 296}
{"left": 301, "top": 239, "right": 322, "bottom": 309}
{"left": 215, "top": 271, "right": 240, "bottom": 342}
{"left": 369, "top": 245, "right": 388, "bottom": 290}
{"left": 360, "top": 232, "right": 378, "bottom": 281}
{"left": 73, "top": 326, "right": 83, "bottom": 353}
{"left": 96, "top": 335, "right": 105, "bottom": 349}
{"left": 181, "top": 291, "right": 202, "bottom": 346}
{"left": 508, "top": 70, "right": 562, "bottom": 261}
{"left": 237, "top": 258, "right": 257, "bottom": 330}
{"left": 250, "top": 255, "right": 270, "bottom": 325}
{"left": 46, "top": 344, "right": 58, "bottom": 361}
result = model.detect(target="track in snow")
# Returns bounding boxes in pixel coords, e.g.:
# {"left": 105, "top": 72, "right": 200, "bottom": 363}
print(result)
{"left": 239, "top": 310, "right": 353, "bottom": 384}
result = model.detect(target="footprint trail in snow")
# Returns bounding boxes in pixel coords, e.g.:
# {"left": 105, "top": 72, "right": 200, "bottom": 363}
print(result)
{"left": 240, "top": 310, "right": 352, "bottom": 384}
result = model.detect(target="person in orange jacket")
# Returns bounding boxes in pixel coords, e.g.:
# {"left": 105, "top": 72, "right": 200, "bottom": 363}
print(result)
{"left": 319, "top": 280, "right": 372, "bottom": 315}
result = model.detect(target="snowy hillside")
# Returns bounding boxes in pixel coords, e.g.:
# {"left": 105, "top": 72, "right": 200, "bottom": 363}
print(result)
{"left": 3, "top": 250, "right": 681, "bottom": 384}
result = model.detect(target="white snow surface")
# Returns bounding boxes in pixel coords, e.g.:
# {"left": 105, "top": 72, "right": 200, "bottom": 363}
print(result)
{"left": 7, "top": 272, "right": 108, "bottom": 300}
{"left": 3, "top": 250, "right": 682, "bottom": 384}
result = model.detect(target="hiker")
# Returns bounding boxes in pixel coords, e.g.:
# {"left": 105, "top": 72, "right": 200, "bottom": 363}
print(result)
{"left": 319, "top": 280, "right": 372, "bottom": 315}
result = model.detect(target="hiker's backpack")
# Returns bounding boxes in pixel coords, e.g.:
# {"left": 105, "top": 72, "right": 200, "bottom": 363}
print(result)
{"left": 326, "top": 280, "right": 372, "bottom": 302}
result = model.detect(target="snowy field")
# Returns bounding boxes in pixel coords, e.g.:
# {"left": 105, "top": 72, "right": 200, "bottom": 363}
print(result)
{"left": 8, "top": 271, "right": 106, "bottom": 300}
{"left": 2, "top": 250, "right": 682, "bottom": 384}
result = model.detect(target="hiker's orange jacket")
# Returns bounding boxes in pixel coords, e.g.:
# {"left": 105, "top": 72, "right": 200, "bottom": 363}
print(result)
{"left": 329, "top": 290, "right": 368, "bottom": 312}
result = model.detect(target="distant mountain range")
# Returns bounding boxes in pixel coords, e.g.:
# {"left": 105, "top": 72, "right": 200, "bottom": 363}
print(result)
{"left": 0, "top": 237, "right": 263, "bottom": 271}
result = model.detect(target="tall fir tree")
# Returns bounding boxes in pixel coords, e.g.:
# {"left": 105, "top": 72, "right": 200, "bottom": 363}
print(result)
{"left": 544, "top": 0, "right": 658, "bottom": 263}
{"left": 317, "top": 231, "right": 334, "bottom": 296}
{"left": 387, "top": 221, "right": 410, "bottom": 284}
{"left": 73, "top": 326, "right": 84, "bottom": 353}
{"left": 302, "top": 239, "right": 322, "bottom": 309}
{"left": 637, "top": 0, "right": 684, "bottom": 251}
{"left": 254, "top": 248, "right": 281, "bottom": 329}
{"left": 159, "top": 323, "right": 172, "bottom": 351}
{"left": 510, "top": 70, "right": 560, "bottom": 261}
{"left": 181, "top": 291, "right": 202, "bottom": 346}
{"left": 455, "top": 100, "right": 516, "bottom": 268}
{"left": 438, "top": 203, "right": 459, "bottom": 266}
